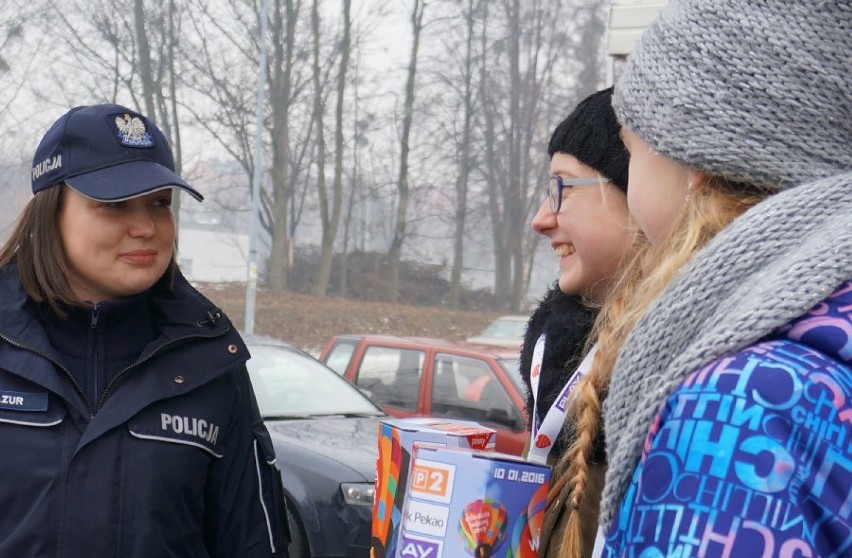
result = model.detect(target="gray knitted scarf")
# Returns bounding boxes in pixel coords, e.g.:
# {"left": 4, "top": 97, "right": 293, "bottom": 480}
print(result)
{"left": 599, "top": 171, "right": 852, "bottom": 529}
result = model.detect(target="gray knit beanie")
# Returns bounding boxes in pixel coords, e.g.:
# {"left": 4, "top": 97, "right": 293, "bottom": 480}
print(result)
{"left": 613, "top": 0, "right": 852, "bottom": 190}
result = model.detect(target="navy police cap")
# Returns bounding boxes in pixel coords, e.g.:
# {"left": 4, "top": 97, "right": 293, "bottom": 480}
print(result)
{"left": 31, "top": 104, "right": 203, "bottom": 202}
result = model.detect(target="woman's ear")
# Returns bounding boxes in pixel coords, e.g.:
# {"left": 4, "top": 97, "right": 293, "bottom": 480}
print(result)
{"left": 687, "top": 170, "right": 709, "bottom": 190}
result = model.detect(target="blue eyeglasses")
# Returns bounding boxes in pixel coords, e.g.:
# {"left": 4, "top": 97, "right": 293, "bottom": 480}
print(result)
{"left": 547, "top": 175, "right": 608, "bottom": 213}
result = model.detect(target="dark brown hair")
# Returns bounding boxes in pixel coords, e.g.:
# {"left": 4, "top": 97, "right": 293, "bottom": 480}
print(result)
{"left": 0, "top": 184, "right": 177, "bottom": 316}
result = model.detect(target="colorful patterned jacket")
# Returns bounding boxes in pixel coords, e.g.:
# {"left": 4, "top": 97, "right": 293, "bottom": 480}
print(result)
{"left": 600, "top": 281, "right": 852, "bottom": 557}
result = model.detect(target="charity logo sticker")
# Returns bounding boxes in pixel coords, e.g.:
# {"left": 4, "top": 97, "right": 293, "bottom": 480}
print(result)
{"left": 458, "top": 499, "right": 507, "bottom": 557}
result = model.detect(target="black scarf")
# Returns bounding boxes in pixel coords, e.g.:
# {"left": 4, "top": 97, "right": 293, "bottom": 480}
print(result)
{"left": 519, "top": 284, "right": 597, "bottom": 457}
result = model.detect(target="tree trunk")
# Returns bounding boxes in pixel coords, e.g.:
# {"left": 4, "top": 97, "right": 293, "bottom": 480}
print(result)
{"left": 313, "top": 0, "right": 351, "bottom": 296}
{"left": 506, "top": 0, "right": 524, "bottom": 311}
{"left": 448, "top": 0, "right": 477, "bottom": 310}
{"left": 479, "top": 1, "right": 511, "bottom": 306}
{"left": 387, "top": 0, "right": 425, "bottom": 302}
{"left": 309, "top": 0, "right": 329, "bottom": 295}
{"left": 267, "top": 0, "right": 296, "bottom": 292}
{"left": 133, "top": 0, "right": 156, "bottom": 119}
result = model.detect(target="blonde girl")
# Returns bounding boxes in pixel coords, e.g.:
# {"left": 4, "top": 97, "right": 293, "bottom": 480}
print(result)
{"left": 554, "top": 0, "right": 852, "bottom": 556}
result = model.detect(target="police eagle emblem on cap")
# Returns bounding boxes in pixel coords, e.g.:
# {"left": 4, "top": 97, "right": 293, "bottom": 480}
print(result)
{"left": 115, "top": 113, "right": 154, "bottom": 147}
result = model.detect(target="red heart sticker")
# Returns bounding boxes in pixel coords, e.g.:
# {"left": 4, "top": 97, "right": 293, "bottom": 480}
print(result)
{"left": 535, "top": 434, "right": 551, "bottom": 448}
{"left": 531, "top": 364, "right": 541, "bottom": 379}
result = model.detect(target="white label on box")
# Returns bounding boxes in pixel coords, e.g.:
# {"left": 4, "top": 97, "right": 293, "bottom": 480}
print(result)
{"left": 403, "top": 501, "right": 450, "bottom": 538}
{"left": 409, "top": 459, "right": 456, "bottom": 504}
{"left": 398, "top": 532, "right": 443, "bottom": 558}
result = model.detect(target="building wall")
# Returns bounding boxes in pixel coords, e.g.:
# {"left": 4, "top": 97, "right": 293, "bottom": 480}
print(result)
{"left": 607, "top": 0, "right": 668, "bottom": 84}
{"left": 178, "top": 226, "right": 249, "bottom": 283}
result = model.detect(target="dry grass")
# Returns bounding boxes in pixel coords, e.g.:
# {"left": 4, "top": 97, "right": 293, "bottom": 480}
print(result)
{"left": 197, "top": 283, "right": 505, "bottom": 354}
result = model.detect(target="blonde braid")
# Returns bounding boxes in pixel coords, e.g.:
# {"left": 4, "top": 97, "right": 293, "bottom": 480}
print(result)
{"left": 555, "top": 235, "right": 649, "bottom": 558}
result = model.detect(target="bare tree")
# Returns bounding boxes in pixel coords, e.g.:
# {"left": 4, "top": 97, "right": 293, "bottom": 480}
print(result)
{"left": 470, "top": 0, "right": 603, "bottom": 310}
{"left": 337, "top": 60, "right": 356, "bottom": 297}
{"left": 336, "top": 31, "right": 373, "bottom": 298}
{"left": 132, "top": 0, "right": 186, "bottom": 219}
{"left": 387, "top": 0, "right": 426, "bottom": 302}
{"left": 0, "top": 3, "right": 27, "bottom": 104}
{"left": 7, "top": 0, "right": 608, "bottom": 310}
{"left": 572, "top": 2, "right": 607, "bottom": 98}
{"left": 311, "top": 0, "right": 352, "bottom": 296}
{"left": 0, "top": 0, "right": 51, "bottom": 133}
{"left": 180, "top": 0, "right": 320, "bottom": 292}
{"left": 267, "top": 0, "right": 300, "bottom": 292}
{"left": 309, "top": 0, "right": 329, "bottom": 296}
{"left": 520, "top": 1, "right": 607, "bottom": 299}
{"left": 445, "top": 0, "right": 480, "bottom": 310}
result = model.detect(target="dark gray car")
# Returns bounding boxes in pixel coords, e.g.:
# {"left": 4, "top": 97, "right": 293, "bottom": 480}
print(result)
{"left": 244, "top": 335, "right": 384, "bottom": 558}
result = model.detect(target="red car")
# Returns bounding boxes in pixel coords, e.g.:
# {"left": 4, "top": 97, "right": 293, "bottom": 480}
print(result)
{"left": 320, "top": 334, "right": 528, "bottom": 455}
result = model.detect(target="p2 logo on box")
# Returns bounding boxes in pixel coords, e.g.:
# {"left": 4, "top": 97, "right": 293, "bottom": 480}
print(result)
{"left": 409, "top": 459, "right": 455, "bottom": 503}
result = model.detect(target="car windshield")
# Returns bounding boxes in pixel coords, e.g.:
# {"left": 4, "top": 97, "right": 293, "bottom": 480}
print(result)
{"left": 497, "top": 357, "right": 524, "bottom": 393}
{"left": 479, "top": 317, "right": 526, "bottom": 340}
{"left": 246, "top": 343, "right": 383, "bottom": 418}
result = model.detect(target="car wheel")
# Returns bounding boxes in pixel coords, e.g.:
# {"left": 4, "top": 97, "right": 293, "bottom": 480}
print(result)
{"left": 286, "top": 502, "right": 310, "bottom": 558}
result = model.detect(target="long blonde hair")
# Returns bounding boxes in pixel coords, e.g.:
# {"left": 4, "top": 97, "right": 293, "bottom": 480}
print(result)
{"left": 554, "top": 176, "right": 769, "bottom": 558}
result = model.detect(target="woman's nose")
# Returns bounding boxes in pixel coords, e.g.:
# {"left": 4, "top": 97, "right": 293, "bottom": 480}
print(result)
{"left": 531, "top": 199, "right": 556, "bottom": 235}
{"left": 128, "top": 207, "right": 157, "bottom": 237}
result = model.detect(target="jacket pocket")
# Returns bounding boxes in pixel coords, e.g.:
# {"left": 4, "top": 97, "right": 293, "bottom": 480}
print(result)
{"left": 252, "top": 422, "right": 291, "bottom": 553}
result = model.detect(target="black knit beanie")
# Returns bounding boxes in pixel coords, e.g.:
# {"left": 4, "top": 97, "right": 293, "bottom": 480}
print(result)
{"left": 547, "top": 87, "right": 629, "bottom": 192}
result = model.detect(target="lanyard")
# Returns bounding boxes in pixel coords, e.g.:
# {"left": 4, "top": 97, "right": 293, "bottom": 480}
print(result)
{"left": 528, "top": 335, "right": 597, "bottom": 465}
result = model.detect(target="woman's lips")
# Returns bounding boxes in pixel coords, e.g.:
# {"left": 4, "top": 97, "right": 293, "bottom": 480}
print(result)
{"left": 120, "top": 250, "right": 157, "bottom": 265}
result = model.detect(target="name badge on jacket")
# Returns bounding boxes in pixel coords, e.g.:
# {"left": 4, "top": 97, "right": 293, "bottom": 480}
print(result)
{"left": 0, "top": 390, "right": 48, "bottom": 412}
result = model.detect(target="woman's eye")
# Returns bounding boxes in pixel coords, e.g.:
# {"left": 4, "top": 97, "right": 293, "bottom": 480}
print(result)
{"left": 103, "top": 201, "right": 126, "bottom": 209}
{"left": 153, "top": 198, "right": 172, "bottom": 208}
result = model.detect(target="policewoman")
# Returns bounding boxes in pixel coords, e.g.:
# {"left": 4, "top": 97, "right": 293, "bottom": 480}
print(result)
{"left": 0, "top": 104, "right": 289, "bottom": 557}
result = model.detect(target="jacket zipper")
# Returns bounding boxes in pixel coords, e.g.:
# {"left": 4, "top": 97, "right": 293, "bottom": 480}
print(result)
{"left": 0, "top": 332, "right": 95, "bottom": 418}
{"left": 91, "top": 304, "right": 99, "bottom": 408}
{"left": 90, "top": 305, "right": 100, "bottom": 329}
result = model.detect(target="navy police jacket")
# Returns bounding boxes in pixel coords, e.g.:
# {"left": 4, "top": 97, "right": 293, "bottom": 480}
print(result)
{"left": 0, "top": 264, "right": 289, "bottom": 557}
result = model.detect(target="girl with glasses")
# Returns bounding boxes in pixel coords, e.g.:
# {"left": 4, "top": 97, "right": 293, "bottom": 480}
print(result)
{"left": 522, "top": 87, "right": 635, "bottom": 557}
